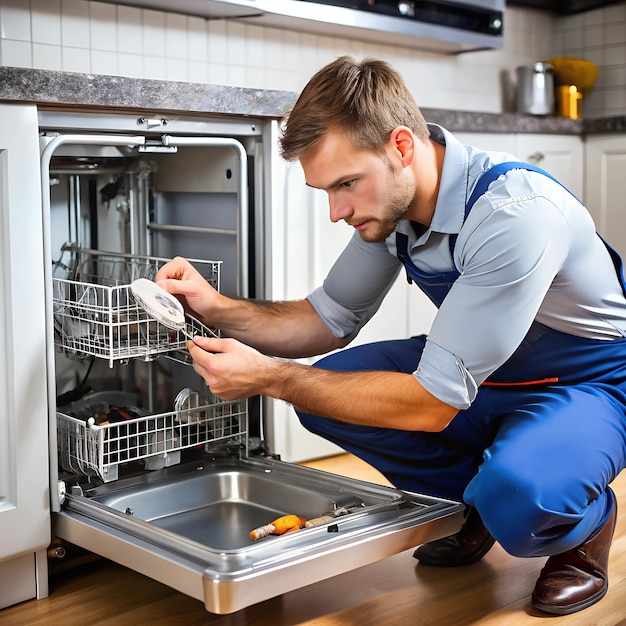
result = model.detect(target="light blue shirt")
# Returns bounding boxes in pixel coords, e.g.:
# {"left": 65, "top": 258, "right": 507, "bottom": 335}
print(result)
{"left": 308, "top": 125, "right": 626, "bottom": 409}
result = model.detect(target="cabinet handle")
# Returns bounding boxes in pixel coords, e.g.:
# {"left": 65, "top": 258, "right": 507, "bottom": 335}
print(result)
{"left": 527, "top": 151, "right": 545, "bottom": 164}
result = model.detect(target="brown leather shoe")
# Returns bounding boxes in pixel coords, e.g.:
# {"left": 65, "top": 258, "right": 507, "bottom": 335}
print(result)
{"left": 413, "top": 506, "right": 496, "bottom": 567}
{"left": 532, "top": 489, "right": 618, "bottom": 616}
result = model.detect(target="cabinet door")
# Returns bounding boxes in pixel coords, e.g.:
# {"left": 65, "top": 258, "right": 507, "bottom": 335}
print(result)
{"left": 516, "top": 134, "right": 584, "bottom": 201}
{"left": 0, "top": 105, "right": 50, "bottom": 606}
{"left": 585, "top": 135, "right": 626, "bottom": 259}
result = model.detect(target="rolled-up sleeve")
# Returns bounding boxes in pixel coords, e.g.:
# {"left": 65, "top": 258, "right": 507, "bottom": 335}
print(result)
{"left": 307, "top": 232, "right": 402, "bottom": 341}
{"left": 414, "top": 340, "right": 478, "bottom": 410}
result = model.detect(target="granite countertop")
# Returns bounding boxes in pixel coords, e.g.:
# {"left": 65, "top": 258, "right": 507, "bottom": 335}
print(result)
{"left": 1, "top": 66, "right": 625, "bottom": 135}
{"left": 425, "top": 108, "right": 626, "bottom": 135}
{"left": 0, "top": 66, "right": 295, "bottom": 120}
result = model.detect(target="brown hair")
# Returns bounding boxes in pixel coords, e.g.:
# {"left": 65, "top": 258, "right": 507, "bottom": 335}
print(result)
{"left": 279, "top": 56, "right": 429, "bottom": 162}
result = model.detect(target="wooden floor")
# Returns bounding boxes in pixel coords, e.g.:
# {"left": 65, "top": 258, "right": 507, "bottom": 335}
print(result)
{"left": 3, "top": 454, "right": 626, "bottom": 626}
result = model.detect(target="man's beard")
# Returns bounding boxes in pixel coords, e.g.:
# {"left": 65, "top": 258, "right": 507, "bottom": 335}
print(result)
{"left": 358, "top": 176, "right": 414, "bottom": 243}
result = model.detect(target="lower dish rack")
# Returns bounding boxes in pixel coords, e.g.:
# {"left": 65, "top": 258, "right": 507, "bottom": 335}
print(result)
{"left": 57, "top": 397, "right": 247, "bottom": 483}
{"left": 52, "top": 245, "right": 221, "bottom": 366}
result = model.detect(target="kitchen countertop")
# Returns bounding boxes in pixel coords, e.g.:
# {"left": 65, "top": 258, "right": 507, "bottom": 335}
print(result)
{"left": 1, "top": 66, "right": 625, "bottom": 135}
{"left": 425, "top": 108, "right": 626, "bottom": 135}
{"left": 0, "top": 66, "right": 295, "bottom": 120}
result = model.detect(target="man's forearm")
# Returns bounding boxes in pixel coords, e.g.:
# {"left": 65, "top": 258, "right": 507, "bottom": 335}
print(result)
{"left": 265, "top": 359, "right": 458, "bottom": 432}
{"left": 209, "top": 296, "right": 345, "bottom": 358}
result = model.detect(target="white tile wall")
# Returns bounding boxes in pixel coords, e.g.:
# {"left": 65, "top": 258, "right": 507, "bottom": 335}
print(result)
{"left": 62, "top": 0, "right": 89, "bottom": 49}
{"left": 90, "top": 1, "right": 116, "bottom": 52}
{"left": 555, "top": 3, "right": 626, "bottom": 117}
{"left": 31, "top": 0, "right": 61, "bottom": 46}
{"left": 117, "top": 4, "right": 141, "bottom": 54}
{"left": 1, "top": 0, "right": 622, "bottom": 117}
{"left": 0, "top": 0, "right": 31, "bottom": 41}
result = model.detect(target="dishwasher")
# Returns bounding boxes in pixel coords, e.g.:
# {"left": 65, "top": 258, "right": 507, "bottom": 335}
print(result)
{"left": 39, "top": 110, "right": 464, "bottom": 614}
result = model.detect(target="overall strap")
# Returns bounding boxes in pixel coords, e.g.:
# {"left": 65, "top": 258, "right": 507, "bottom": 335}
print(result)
{"left": 460, "top": 161, "right": 626, "bottom": 299}
{"left": 465, "top": 161, "right": 580, "bottom": 217}
{"left": 448, "top": 161, "right": 581, "bottom": 256}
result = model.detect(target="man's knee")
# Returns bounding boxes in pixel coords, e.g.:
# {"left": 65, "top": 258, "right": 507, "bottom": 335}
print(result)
{"left": 466, "top": 459, "right": 580, "bottom": 558}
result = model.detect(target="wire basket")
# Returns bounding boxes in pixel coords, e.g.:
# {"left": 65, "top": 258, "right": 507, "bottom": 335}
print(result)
{"left": 57, "top": 398, "right": 247, "bottom": 483}
{"left": 52, "top": 246, "right": 221, "bottom": 366}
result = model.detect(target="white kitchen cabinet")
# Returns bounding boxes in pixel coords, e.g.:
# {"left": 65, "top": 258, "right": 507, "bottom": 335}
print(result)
{"left": 0, "top": 105, "right": 50, "bottom": 607}
{"left": 516, "top": 134, "right": 584, "bottom": 201}
{"left": 455, "top": 132, "right": 584, "bottom": 201}
{"left": 585, "top": 134, "right": 626, "bottom": 259}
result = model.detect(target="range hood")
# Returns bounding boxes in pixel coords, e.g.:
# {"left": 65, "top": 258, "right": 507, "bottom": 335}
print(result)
{"left": 103, "top": 0, "right": 505, "bottom": 54}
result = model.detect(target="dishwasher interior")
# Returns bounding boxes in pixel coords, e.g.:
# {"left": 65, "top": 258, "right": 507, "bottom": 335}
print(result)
{"left": 41, "top": 112, "right": 464, "bottom": 614}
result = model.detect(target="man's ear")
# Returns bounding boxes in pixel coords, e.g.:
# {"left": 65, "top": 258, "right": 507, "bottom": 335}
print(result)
{"left": 389, "top": 127, "right": 415, "bottom": 165}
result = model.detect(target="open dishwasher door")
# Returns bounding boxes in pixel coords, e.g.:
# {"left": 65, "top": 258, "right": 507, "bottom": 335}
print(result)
{"left": 55, "top": 455, "right": 463, "bottom": 614}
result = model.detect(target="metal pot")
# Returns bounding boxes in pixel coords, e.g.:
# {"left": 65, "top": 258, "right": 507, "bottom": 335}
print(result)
{"left": 516, "top": 62, "right": 555, "bottom": 116}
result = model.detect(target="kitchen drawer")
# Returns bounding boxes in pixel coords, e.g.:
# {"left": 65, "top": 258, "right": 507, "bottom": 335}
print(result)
{"left": 54, "top": 456, "right": 463, "bottom": 614}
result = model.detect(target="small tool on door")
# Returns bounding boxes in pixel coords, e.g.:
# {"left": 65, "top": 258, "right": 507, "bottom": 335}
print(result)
{"left": 249, "top": 514, "right": 307, "bottom": 541}
{"left": 249, "top": 501, "right": 365, "bottom": 541}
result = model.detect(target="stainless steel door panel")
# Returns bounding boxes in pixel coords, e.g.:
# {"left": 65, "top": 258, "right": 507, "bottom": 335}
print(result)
{"left": 55, "top": 458, "right": 463, "bottom": 614}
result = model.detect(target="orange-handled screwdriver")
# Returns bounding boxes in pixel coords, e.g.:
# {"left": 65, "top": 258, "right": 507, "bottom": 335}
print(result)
{"left": 249, "top": 514, "right": 307, "bottom": 541}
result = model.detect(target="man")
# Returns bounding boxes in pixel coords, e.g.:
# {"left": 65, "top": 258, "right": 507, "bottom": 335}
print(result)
{"left": 156, "top": 56, "right": 625, "bottom": 616}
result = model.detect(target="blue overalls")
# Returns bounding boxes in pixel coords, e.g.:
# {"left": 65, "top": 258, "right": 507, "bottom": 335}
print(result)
{"left": 297, "top": 162, "right": 626, "bottom": 558}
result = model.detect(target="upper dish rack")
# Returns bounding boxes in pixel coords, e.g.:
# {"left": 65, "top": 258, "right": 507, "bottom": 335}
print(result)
{"left": 52, "top": 245, "right": 221, "bottom": 366}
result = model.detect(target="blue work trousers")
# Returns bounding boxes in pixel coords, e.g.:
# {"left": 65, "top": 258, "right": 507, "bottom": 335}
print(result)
{"left": 296, "top": 333, "right": 626, "bottom": 558}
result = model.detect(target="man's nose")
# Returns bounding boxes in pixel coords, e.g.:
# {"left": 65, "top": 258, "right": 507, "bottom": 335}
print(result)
{"left": 328, "top": 195, "right": 353, "bottom": 223}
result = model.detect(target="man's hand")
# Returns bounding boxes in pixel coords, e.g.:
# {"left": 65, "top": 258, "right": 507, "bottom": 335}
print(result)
{"left": 155, "top": 256, "right": 221, "bottom": 323}
{"left": 188, "top": 336, "right": 279, "bottom": 400}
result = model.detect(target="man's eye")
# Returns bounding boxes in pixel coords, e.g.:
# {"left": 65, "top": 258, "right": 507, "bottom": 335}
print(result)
{"left": 341, "top": 179, "right": 356, "bottom": 188}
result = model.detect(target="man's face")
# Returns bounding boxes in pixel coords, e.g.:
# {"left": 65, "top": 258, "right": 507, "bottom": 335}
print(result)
{"left": 300, "top": 131, "right": 415, "bottom": 243}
